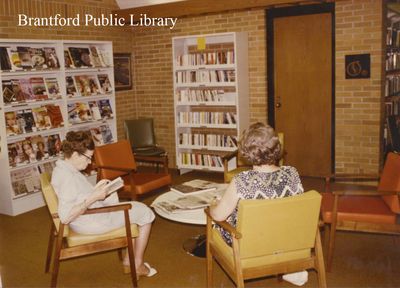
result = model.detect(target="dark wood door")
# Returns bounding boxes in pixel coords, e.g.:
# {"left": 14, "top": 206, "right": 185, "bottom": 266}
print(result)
{"left": 268, "top": 6, "right": 333, "bottom": 177}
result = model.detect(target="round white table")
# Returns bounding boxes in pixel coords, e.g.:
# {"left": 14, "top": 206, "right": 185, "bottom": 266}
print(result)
{"left": 151, "top": 184, "right": 228, "bottom": 257}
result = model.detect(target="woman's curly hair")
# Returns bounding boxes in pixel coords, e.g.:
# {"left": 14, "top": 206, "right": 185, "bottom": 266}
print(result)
{"left": 238, "top": 122, "right": 282, "bottom": 166}
{"left": 61, "top": 131, "right": 94, "bottom": 158}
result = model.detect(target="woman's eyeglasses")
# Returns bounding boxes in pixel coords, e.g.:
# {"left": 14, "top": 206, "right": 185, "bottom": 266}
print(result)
{"left": 79, "top": 152, "right": 92, "bottom": 161}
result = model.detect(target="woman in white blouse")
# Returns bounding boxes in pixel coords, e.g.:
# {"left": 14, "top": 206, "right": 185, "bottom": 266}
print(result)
{"left": 51, "top": 131, "right": 156, "bottom": 278}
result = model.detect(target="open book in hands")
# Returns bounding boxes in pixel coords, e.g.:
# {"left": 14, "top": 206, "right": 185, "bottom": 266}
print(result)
{"left": 95, "top": 177, "right": 124, "bottom": 195}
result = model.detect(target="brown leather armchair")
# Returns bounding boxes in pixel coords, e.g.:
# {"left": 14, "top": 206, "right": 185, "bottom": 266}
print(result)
{"left": 94, "top": 140, "right": 172, "bottom": 200}
{"left": 321, "top": 152, "right": 400, "bottom": 271}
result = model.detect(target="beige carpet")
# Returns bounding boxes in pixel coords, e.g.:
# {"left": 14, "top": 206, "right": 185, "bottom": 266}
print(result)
{"left": 0, "top": 171, "right": 399, "bottom": 287}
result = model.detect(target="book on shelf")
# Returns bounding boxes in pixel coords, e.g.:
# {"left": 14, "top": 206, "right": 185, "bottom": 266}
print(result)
{"left": 171, "top": 179, "right": 218, "bottom": 194}
{"left": 98, "top": 99, "right": 113, "bottom": 119}
{"left": 89, "top": 46, "right": 106, "bottom": 67}
{"left": 44, "top": 77, "right": 62, "bottom": 99}
{"left": 45, "top": 104, "right": 64, "bottom": 128}
{"left": 66, "top": 76, "right": 78, "bottom": 97}
{"left": 11, "top": 166, "right": 41, "bottom": 199}
{"left": 0, "top": 46, "right": 12, "bottom": 71}
{"left": 43, "top": 47, "right": 60, "bottom": 68}
{"left": 68, "top": 47, "right": 93, "bottom": 68}
{"left": 387, "top": 115, "right": 400, "bottom": 152}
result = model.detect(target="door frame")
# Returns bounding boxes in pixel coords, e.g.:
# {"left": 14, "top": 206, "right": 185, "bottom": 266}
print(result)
{"left": 266, "top": 3, "right": 336, "bottom": 174}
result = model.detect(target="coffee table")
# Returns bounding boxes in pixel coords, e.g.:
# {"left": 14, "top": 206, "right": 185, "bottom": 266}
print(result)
{"left": 151, "top": 183, "right": 227, "bottom": 257}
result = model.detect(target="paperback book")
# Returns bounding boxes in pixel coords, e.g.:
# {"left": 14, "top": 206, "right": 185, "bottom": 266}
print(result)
{"left": 66, "top": 76, "right": 78, "bottom": 97}
{"left": 45, "top": 104, "right": 64, "bottom": 128}
{"left": 44, "top": 77, "right": 61, "bottom": 98}
{"left": 98, "top": 99, "right": 113, "bottom": 119}
{"left": 0, "top": 46, "right": 12, "bottom": 71}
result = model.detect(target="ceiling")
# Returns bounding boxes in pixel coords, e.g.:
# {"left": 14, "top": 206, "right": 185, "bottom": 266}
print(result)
{"left": 115, "top": 0, "right": 186, "bottom": 9}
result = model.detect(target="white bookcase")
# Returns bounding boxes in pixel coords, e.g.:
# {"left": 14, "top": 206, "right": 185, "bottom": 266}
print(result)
{"left": 172, "top": 32, "right": 249, "bottom": 173}
{"left": 0, "top": 39, "right": 116, "bottom": 216}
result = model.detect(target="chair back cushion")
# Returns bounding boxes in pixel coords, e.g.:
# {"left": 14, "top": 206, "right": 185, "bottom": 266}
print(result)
{"left": 94, "top": 140, "right": 137, "bottom": 180}
{"left": 124, "top": 118, "right": 156, "bottom": 149}
{"left": 378, "top": 152, "right": 400, "bottom": 213}
{"left": 40, "top": 173, "right": 69, "bottom": 235}
{"left": 236, "top": 190, "right": 321, "bottom": 261}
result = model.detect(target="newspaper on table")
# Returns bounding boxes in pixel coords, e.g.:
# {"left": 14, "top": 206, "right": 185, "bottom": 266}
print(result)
{"left": 170, "top": 179, "right": 218, "bottom": 194}
{"left": 152, "top": 183, "right": 228, "bottom": 214}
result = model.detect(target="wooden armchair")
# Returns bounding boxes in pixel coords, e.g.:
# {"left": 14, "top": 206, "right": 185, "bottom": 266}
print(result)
{"left": 222, "top": 132, "right": 284, "bottom": 183}
{"left": 205, "top": 190, "right": 326, "bottom": 288}
{"left": 94, "top": 140, "right": 172, "bottom": 200}
{"left": 321, "top": 152, "right": 400, "bottom": 271}
{"left": 40, "top": 173, "right": 139, "bottom": 287}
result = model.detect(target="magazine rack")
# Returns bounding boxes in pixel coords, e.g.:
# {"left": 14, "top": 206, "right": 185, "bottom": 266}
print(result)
{"left": 0, "top": 39, "right": 117, "bottom": 216}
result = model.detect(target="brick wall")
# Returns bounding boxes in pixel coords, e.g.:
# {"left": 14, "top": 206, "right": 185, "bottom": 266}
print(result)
{"left": 0, "top": 0, "right": 135, "bottom": 140}
{"left": 335, "top": 0, "right": 383, "bottom": 174}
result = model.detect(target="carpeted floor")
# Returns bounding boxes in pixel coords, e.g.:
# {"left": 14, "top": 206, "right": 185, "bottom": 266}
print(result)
{"left": 0, "top": 170, "right": 399, "bottom": 287}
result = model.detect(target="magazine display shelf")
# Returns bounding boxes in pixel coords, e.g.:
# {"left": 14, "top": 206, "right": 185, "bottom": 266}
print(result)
{"left": 172, "top": 32, "right": 249, "bottom": 173}
{"left": 0, "top": 39, "right": 116, "bottom": 216}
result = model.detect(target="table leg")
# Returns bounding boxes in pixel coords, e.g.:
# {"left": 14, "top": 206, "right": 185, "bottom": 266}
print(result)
{"left": 182, "top": 234, "right": 206, "bottom": 258}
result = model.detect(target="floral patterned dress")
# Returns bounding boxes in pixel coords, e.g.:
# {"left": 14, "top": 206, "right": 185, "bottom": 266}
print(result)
{"left": 216, "top": 166, "right": 304, "bottom": 245}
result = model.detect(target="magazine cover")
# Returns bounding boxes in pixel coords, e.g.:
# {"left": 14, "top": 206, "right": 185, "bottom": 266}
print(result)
{"left": 45, "top": 104, "right": 64, "bottom": 128}
{"left": 30, "top": 135, "right": 48, "bottom": 161}
{"left": 89, "top": 45, "right": 105, "bottom": 67}
{"left": 5, "top": 111, "right": 22, "bottom": 136}
{"left": 87, "top": 75, "right": 101, "bottom": 94}
{"left": 68, "top": 47, "right": 93, "bottom": 67}
{"left": 43, "top": 47, "right": 60, "bottom": 68}
{"left": 8, "top": 143, "right": 19, "bottom": 167}
{"left": 64, "top": 50, "right": 74, "bottom": 68}
{"left": 2, "top": 79, "right": 16, "bottom": 103}
{"left": 45, "top": 134, "right": 62, "bottom": 157}
{"left": 18, "top": 109, "right": 36, "bottom": 133}
{"left": 88, "top": 101, "right": 102, "bottom": 120}
{"left": 44, "top": 77, "right": 61, "bottom": 98}
{"left": 0, "top": 46, "right": 12, "bottom": 71}
{"left": 74, "top": 75, "right": 92, "bottom": 96}
{"left": 98, "top": 99, "right": 113, "bottom": 119}
{"left": 11, "top": 79, "right": 26, "bottom": 102}
{"left": 7, "top": 48, "right": 23, "bottom": 70}
{"left": 100, "top": 124, "right": 113, "bottom": 144}
{"left": 17, "top": 46, "right": 32, "bottom": 69}
{"left": 32, "top": 106, "right": 52, "bottom": 130}
{"left": 38, "top": 161, "right": 56, "bottom": 175}
{"left": 19, "top": 78, "right": 35, "bottom": 101}
{"left": 66, "top": 76, "right": 78, "bottom": 97}
{"left": 29, "top": 47, "right": 47, "bottom": 69}
{"left": 76, "top": 102, "right": 93, "bottom": 122}
{"left": 30, "top": 77, "right": 48, "bottom": 100}
{"left": 11, "top": 166, "right": 41, "bottom": 198}
{"left": 97, "top": 74, "right": 112, "bottom": 93}
{"left": 90, "top": 127, "right": 104, "bottom": 146}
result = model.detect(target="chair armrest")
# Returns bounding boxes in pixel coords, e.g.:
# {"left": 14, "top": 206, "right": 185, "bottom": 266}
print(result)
{"left": 333, "top": 190, "right": 400, "bottom": 196}
{"left": 221, "top": 150, "right": 238, "bottom": 162}
{"left": 83, "top": 203, "right": 132, "bottom": 215}
{"left": 204, "top": 208, "right": 242, "bottom": 239}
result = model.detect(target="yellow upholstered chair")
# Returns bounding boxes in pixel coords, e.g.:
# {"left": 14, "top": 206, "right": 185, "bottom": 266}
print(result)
{"left": 321, "top": 152, "right": 400, "bottom": 271}
{"left": 40, "top": 173, "right": 139, "bottom": 287}
{"left": 222, "top": 132, "right": 284, "bottom": 183}
{"left": 205, "top": 190, "right": 326, "bottom": 288}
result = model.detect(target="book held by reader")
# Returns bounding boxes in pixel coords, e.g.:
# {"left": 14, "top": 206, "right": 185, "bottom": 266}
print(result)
{"left": 102, "top": 177, "right": 124, "bottom": 195}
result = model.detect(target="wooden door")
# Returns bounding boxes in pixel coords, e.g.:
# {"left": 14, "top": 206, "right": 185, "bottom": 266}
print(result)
{"left": 268, "top": 7, "right": 333, "bottom": 177}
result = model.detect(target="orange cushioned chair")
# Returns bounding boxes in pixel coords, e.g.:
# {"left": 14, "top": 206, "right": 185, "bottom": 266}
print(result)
{"left": 94, "top": 140, "right": 172, "bottom": 200}
{"left": 321, "top": 152, "right": 400, "bottom": 271}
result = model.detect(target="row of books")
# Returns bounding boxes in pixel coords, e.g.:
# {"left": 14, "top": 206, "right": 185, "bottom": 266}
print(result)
{"left": 179, "top": 133, "right": 237, "bottom": 148}
{"left": 176, "top": 50, "right": 235, "bottom": 66}
{"left": 177, "top": 111, "right": 237, "bottom": 125}
{"left": 68, "top": 99, "right": 113, "bottom": 125}
{"left": 8, "top": 134, "right": 62, "bottom": 168}
{"left": 387, "top": 27, "right": 400, "bottom": 47}
{"left": 0, "top": 46, "right": 60, "bottom": 71}
{"left": 179, "top": 152, "right": 224, "bottom": 168}
{"left": 64, "top": 46, "right": 111, "bottom": 68}
{"left": 2, "top": 77, "right": 61, "bottom": 104}
{"left": 66, "top": 73, "right": 112, "bottom": 97}
{"left": 386, "top": 51, "right": 400, "bottom": 71}
{"left": 176, "top": 89, "right": 234, "bottom": 103}
{"left": 385, "top": 100, "right": 400, "bottom": 117}
{"left": 5, "top": 104, "right": 64, "bottom": 136}
{"left": 11, "top": 162, "right": 56, "bottom": 199}
{"left": 385, "top": 75, "right": 400, "bottom": 97}
{"left": 175, "top": 70, "right": 236, "bottom": 84}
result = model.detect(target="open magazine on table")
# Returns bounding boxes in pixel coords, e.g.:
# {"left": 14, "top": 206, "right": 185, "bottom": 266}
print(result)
{"left": 152, "top": 182, "right": 228, "bottom": 214}
{"left": 170, "top": 179, "right": 218, "bottom": 194}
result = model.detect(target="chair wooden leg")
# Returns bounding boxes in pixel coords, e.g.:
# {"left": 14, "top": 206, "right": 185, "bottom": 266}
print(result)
{"left": 51, "top": 224, "right": 65, "bottom": 287}
{"left": 315, "top": 229, "right": 327, "bottom": 288}
{"left": 327, "top": 194, "right": 339, "bottom": 272}
{"left": 45, "top": 224, "right": 55, "bottom": 273}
